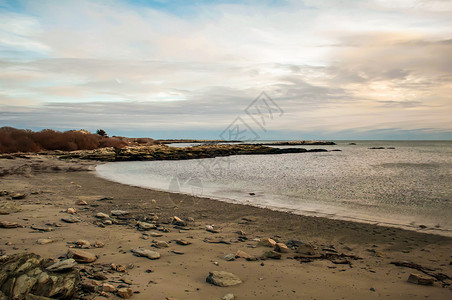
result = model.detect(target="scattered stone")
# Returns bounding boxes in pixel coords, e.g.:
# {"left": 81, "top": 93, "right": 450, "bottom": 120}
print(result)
{"left": 332, "top": 258, "right": 349, "bottom": 265}
{"left": 76, "top": 200, "right": 88, "bottom": 205}
{"left": 103, "top": 219, "right": 112, "bottom": 225}
{"left": 46, "top": 259, "right": 77, "bottom": 272}
{"left": 171, "top": 250, "right": 184, "bottom": 255}
{"left": 261, "top": 250, "right": 281, "bottom": 260}
{"left": 12, "top": 193, "right": 26, "bottom": 200}
{"left": 31, "top": 225, "right": 53, "bottom": 232}
{"left": 172, "top": 216, "right": 186, "bottom": 226}
{"left": 235, "top": 250, "right": 252, "bottom": 260}
{"left": 131, "top": 248, "right": 161, "bottom": 260}
{"left": 136, "top": 221, "right": 156, "bottom": 231}
{"left": 150, "top": 232, "right": 163, "bottom": 237}
{"left": 93, "top": 272, "right": 108, "bottom": 280}
{"left": 93, "top": 241, "right": 105, "bottom": 248}
{"left": 407, "top": 273, "right": 434, "bottom": 286}
{"left": 67, "top": 249, "right": 97, "bottom": 263}
{"left": 223, "top": 254, "right": 235, "bottom": 261}
{"left": 222, "top": 293, "right": 235, "bottom": 300}
{"left": 111, "top": 210, "right": 129, "bottom": 217}
{"left": 37, "top": 238, "right": 54, "bottom": 245}
{"left": 66, "top": 208, "right": 77, "bottom": 214}
{"left": 275, "top": 242, "right": 290, "bottom": 253}
{"left": 95, "top": 212, "right": 109, "bottom": 219}
{"left": 103, "top": 283, "right": 117, "bottom": 293}
{"left": 112, "top": 264, "right": 127, "bottom": 272}
{"left": 117, "top": 287, "right": 133, "bottom": 299}
{"left": 258, "top": 238, "right": 277, "bottom": 247}
{"left": 206, "top": 271, "right": 242, "bottom": 287}
{"left": 153, "top": 240, "right": 169, "bottom": 248}
{"left": 206, "top": 225, "right": 219, "bottom": 233}
{"left": 204, "top": 237, "right": 230, "bottom": 245}
{"left": 0, "top": 220, "right": 19, "bottom": 228}
{"left": 296, "top": 243, "right": 317, "bottom": 256}
{"left": 75, "top": 240, "right": 91, "bottom": 249}
{"left": 175, "top": 239, "right": 191, "bottom": 246}
{"left": 0, "top": 253, "right": 79, "bottom": 299}
{"left": 61, "top": 215, "right": 80, "bottom": 223}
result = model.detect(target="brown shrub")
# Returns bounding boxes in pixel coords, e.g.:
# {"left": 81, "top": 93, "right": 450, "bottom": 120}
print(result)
{"left": 99, "top": 137, "right": 127, "bottom": 149}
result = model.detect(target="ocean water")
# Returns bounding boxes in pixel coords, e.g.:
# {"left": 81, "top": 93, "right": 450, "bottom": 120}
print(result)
{"left": 96, "top": 141, "right": 452, "bottom": 236}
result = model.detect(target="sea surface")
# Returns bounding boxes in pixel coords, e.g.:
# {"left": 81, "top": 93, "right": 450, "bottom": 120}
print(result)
{"left": 96, "top": 141, "right": 452, "bottom": 236}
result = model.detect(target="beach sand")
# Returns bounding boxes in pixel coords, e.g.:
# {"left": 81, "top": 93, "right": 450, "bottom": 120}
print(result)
{"left": 0, "top": 155, "right": 451, "bottom": 299}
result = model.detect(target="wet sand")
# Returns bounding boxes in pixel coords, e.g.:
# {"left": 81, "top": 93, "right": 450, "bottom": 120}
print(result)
{"left": 0, "top": 155, "right": 451, "bottom": 299}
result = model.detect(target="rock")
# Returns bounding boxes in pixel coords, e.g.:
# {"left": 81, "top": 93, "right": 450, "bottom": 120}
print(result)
{"left": 223, "top": 254, "right": 235, "bottom": 261}
{"left": 137, "top": 221, "right": 156, "bottom": 230}
{"left": 66, "top": 208, "right": 76, "bottom": 214}
{"left": 172, "top": 216, "right": 186, "bottom": 226}
{"left": 31, "top": 225, "right": 53, "bottom": 232}
{"left": 258, "top": 238, "right": 277, "bottom": 247}
{"left": 206, "top": 271, "right": 242, "bottom": 287}
{"left": 235, "top": 250, "right": 252, "bottom": 260}
{"left": 0, "top": 253, "right": 79, "bottom": 299}
{"left": 407, "top": 273, "right": 434, "bottom": 286}
{"left": 149, "top": 232, "right": 163, "bottom": 237}
{"left": 12, "top": 193, "right": 26, "bottom": 200}
{"left": 0, "top": 220, "right": 19, "bottom": 228}
{"left": 261, "top": 250, "right": 281, "bottom": 260}
{"left": 117, "top": 287, "right": 133, "bottom": 298}
{"left": 93, "top": 272, "right": 108, "bottom": 280}
{"left": 206, "top": 225, "right": 219, "bottom": 233}
{"left": 103, "top": 219, "right": 112, "bottom": 225}
{"left": 93, "top": 241, "right": 105, "bottom": 248}
{"left": 153, "top": 240, "right": 169, "bottom": 248}
{"left": 111, "top": 210, "right": 129, "bottom": 217}
{"left": 296, "top": 243, "right": 317, "bottom": 256}
{"left": 222, "top": 293, "right": 235, "bottom": 300}
{"left": 95, "top": 212, "right": 109, "bottom": 219}
{"left": 46, "top": 259, "right": 76, "bottom": 272}
{"left": 175, "top": 239, "right": 191, "bottom": 246}
{"left": 74, "top": 240, "right": 91, "bottom": 249}
{"left": 37, "top": 239, "right": 54, "bottom": 245}
{"left": 102, "top": 283, "right": 116, "bottom": 293}
{"left": 76, "top": 200, "right": 88, "bottom": 205}
{"left": 275, "top": 242, "right": 290, "bottom": 253}
{"left": 61, "top": 215, "right": 80, "bottom": 223}
{"left": 131, "top": 248, "right": 161, "bottom": 260}
{"left": 67, "top": 249, "right": 97, "bottom": 263}
{"left": 111, "top": 264, "right": 127, "bottom": 272}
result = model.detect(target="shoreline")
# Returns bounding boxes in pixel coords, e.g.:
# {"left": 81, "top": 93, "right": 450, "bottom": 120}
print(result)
{"left": 1, "top": 155, "right": 451, "bottom": 299}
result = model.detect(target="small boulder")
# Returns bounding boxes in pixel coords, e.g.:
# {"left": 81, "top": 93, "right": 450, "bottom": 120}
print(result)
{"left": 407, "top": 273, "right": 434, "bottom": 286}
{"left": 223, "top": 254, "right": 235, "bottom": 261}
{"left": 275, "top": 242, "right": 290, "bottom": 253}
{"left": 67, "top": 249, "right": 97, "bottom": 263}
{"left": 61, "top": 215, "right": 80, "bottom": 223}
{"left": 206, "top": 271, "right": 242, "bottom": 287}
{"left": 222, "top": 293, "right": 235, "bottom": 300}
{"left": 175, "top": 239, "right": 191, "bottom": 246}
{"left": 117, "top": 287, "right": 133, "bottom": 299}
{"left": 12, "top": 193, "right": 26, "bottom": 200}
{"left": 235, "top": 250, "right": 252, "bottom": 260}
{"left": 153, "top": 241, "right": 169, "bottom": 248}
{"left": 76, "top": 200, "right": 88, "bottom": 205}
{"left": 111, "top": 210, "right": 129, "bottom": 217}
{"left": 258, "top": 238, "right": 277, "bottom": 247}
{"left": 102, "top": 283, "right": 116, "bottom": 293}
{"left": 0, "top": 220, "right": 19, "bottom": 228}
{"left": 172, "top": 216, "right": 186, "bottom": 226}
{"left": 66, "top": 208, "right": 77, "bottom": 214}
{"left": 296, "top": 243, "right": 317, "bottom": 256}
{"left": 261, "top": 250, "right": 281, "bottom": 260}
{"left": 95, "top": 212, "right": 109, "bottom": 219}
{"left": 131, "top": 248, "right": 161, "bottom": 260}
{"left": 136, "top": 221, "right": 156, "bottom": 231}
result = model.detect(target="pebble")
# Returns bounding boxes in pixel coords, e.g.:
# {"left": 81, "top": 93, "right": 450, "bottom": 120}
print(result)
{"left": 153, "top": 240, "right": 169, "bottom": 248}
{"left": 37, "top": 238, "right": 54, "bottom": 245}
{"left": 275, "top": 242, "right": 290, "bottom": 253}
{"left": 172, "top": 216, "right": 187, "bottom": 226}
{"left": 11, "top": 193, "right": 26, "bottom": 200}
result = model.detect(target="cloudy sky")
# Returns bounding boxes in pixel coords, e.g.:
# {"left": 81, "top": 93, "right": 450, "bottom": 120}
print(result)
{"left": 0, "top": 0, "right": 451, "bottom": 139}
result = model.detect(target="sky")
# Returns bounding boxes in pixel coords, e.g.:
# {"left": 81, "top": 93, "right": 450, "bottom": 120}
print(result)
{"left": 0, "top": 0, "right": 451, "bottom": 140}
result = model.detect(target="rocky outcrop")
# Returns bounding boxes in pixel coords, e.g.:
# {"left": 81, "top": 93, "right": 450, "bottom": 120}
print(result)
{"left": 0, "top": 253, "right": 80, "bottom": 299}
{"left": 57, "top": 144, "right": 329, "bottom": 162}
{"left": 257, "top": 140, "right": 336, "bottom": 146}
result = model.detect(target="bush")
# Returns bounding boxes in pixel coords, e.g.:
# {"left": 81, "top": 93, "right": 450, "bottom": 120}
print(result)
{"left": 0, "top": 127, "right": 128, "bottom": 153}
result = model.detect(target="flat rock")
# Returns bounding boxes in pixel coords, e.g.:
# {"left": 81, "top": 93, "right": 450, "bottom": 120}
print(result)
{"left": 235, "top": 250, "right": 253, "bottom": 260}
{"left": 31, "top": 225, "right": 53, "bottom": 232}
{"left": 137, "top": 221, "right": 156, "bottom": 230}
{"left": 296, "top": 243, "right": 317, "bottom": 256}
{"left": 206, "top": 271, "right": 242, "bottom": 287}
{"left": 0, "top": 220, "right": 19, "bottom": 228}
{"left": 46, "top": 259, "right": 76, "bottom": 272}
{"left": 131, "top": 247, "right": 161, "bottom": 260}
{"left": 111, "top": 210, "right": 129, "bottom": 216}
{"left": 61, "top": 215, "right": 80, "bottom": 223}
{"left": 275, "top": 242, "right": 290, "bottom": 253}
{"left": 407, "top": 273, "right": 434, "bottom": 286}
{"left": 95, "top": 212, "right": 109, "bottom": 219}
{"left": 12, "top": 193, "right": 26, "bottom": 200}
{"left": 172, "top": 216, "right": 186, "bottom": 226}
{"left": 37, "top": 239, "right": 54, "bottom": 245}
{"left": 117, "top": 287, "right": 133, "bottom": 298}
{"left": 67, "top": 249, "right": 97, "bottom": 263}
{"left": 175, "top": 239, "right": 191, "bottom": 246}
{"left": 102, "top": 283, "right": 116, "bottom": 293}
{"left": 261, "top": 250, "right": 281, "bottom": 260}
{"left": 153, "top": 240, "right": 169, "bottom": 248}
{"left": 258, "top": 238, "right": 277, "bottom": 247}
{"left": 223, "top": 254, "right": 235, "bottom": 261}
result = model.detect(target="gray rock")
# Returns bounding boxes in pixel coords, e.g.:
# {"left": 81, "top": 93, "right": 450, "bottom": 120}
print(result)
{"left": 206, "top": 271, "right": 242, "bottom": 287}
{"left": 111, "top": 210, "right": 129, "bottom": 216}
{"left": 136, "top": 221, "right": 156, "bottom": 230}
{"left": 46, "top": 259, "right": 76, "bottom": 272}
{"left": 223, "top": 254, "right": 235, "bottom": 261}
{"left": 0, "top": 253, "right": 79, "bottom": 299}
{"left": 61, "top": 215, "right": 80, "bottom": 223}
{"left": 131, "top": 248, "right": 161, "bottom": 260}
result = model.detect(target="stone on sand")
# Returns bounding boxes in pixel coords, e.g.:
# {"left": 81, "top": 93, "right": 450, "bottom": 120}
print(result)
{"left": 223, "top": 254, "right": 235, "bottom": 261}
{"left": 235, "top": 250, "right": 252, "bottom": 260}
{"left": 175, "top": 239, "right": 191, "bottom": 246}
{"left": 76, "top": 200, "right": 88, "bottom": 205}
{"left": 172, "top": 216, "right": 186, "bottom": 226}
{"left": 61, "top": 215, "right": 80, "bottom": 223}
{"left": 95, "top": 212, "right": 109, "bottom": 219}
{"left": 0, "top": 220, "right": 19, "bottom": 228}
{"left": 222, "top": 293, "right": 235, "bottom": 300}
{"left": 12, "top": 193, "right": 26, "bottom": 200}
{"left": 131, "top": 248, "right": 161, "bottom": 260}
{"left": 136, "top": 221, "right": 156, "bottom": 230}
{"left": 261, "top": 250, "right": 281, "bottom": 260}
{"left": 37, "top": 238, "right": 54, "bottom": 245}
{"left": 153, "top": 240, "right": 169, "bottom": 248}
{"left": 111, "top": 210, "right": 129, "bottom": 217}
{"left": 258, "top": 237, "right": 277, "bottom": 247}
{"left": 66, "top": 208, "right": 77, "bottom": 214}
{"left": 67, "top": 249, "right": 97, "bottom": 263}
{"left": 296, "top": 243, "right": 317, "bottom": 256}
{"left": 407, "top": 273, "right": 434, "bottom": 286}
{"left": 206, "top": 271, "right": 242, "bottom": 287}
{"left": 275, "top": 242, "right": 290, "bottom": 253}
{"left": 117, "top": 287, "right": 133, "bottom": 299}
{"left": 46, "top": 259, "right": 76, "bottom": 272}
{"left": 102, "top": 283, "right": 117, "bottom": 293}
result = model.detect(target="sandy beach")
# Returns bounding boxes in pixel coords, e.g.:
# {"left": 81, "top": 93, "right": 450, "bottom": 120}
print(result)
{"left": 1, "top": 154, "right": 451, "bottom": 299}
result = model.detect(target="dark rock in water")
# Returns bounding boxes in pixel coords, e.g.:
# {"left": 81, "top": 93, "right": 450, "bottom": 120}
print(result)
{"left": 0, "top": 253, "right": 80, "bottom": 299}
{"left": 206, "top": 271, "right": 242, "bottom": 287}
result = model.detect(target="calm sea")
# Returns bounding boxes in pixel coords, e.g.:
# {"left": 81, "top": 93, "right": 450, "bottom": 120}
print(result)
{"left": 96, "top": 141, "right": 452, "bottom": 236}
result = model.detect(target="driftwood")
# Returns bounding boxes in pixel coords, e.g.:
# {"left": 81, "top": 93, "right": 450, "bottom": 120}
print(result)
{"left": 391, "top": 261, "right": 451, "bottom": 287}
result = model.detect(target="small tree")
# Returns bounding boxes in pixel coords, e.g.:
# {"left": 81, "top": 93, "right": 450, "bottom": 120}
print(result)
{"left": 96, "top": 129, "right": 107, "bottom": 137}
